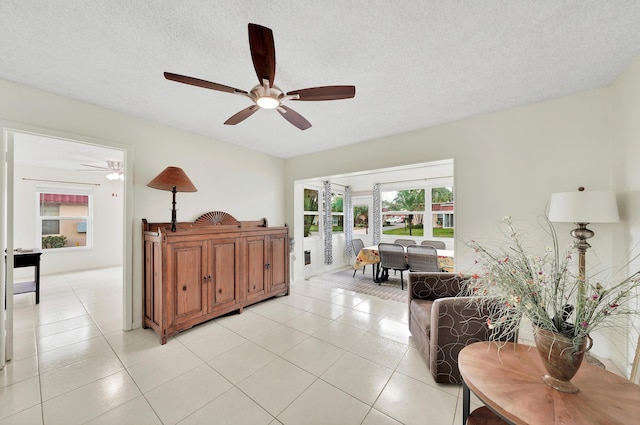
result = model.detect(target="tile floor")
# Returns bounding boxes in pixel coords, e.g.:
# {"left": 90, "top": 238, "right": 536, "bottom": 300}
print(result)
{"left": 0, "top": 267, "right": 486, "bottom": 425}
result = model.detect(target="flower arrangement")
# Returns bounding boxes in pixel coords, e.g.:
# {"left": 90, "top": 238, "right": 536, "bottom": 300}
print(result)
{"left": 466, "top": 216, "right": 640, "bottom": 348}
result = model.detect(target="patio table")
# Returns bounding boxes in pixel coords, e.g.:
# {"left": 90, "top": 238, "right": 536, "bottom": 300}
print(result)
{"left": 353, "top": 245, "right": 454, "bottom": 282}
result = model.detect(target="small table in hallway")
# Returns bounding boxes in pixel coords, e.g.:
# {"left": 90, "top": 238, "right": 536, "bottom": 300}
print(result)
{"left": 5, "top": 249, "right": 42, "bottom": 304}
{"left": 458, "top": 341, "right": 640, "bottom": 425}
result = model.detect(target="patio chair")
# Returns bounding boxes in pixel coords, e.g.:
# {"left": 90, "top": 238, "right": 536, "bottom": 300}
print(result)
{"left": 407, "top": 244, "right": 440, "bottom": 272}
{"left": 394, "top": 239, "right": 416, "bottom": 248}
{"left": 378, "top": 243, "right": 409, "bottom": 289}
{"left": 420, "top": 240, "right": 446, "bottom": 250}
{"left": 352, "top": 238, "right": 366, "bottom": 277}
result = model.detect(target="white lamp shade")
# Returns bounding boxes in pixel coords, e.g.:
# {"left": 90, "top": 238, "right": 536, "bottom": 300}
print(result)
{"left": 548, "top": 190, "right": 619, "bottom": 223}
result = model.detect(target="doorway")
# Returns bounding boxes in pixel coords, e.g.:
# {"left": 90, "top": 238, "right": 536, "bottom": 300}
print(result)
{"left": 1, "top": 125, "right": 133, "bottom": 366}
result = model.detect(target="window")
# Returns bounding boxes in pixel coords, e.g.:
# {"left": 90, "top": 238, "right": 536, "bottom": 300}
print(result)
{"left": 382, "top": 188, "right": 425, "bottom": 237}
{"left": 431, "top": 187, "right": 454, "bottom": 238}
{"left": 353, "top": 204, "right": 369, "bottom": 234}
{"left": 303, "top": 188, "right": 320, "bottom": 237}
{"left": 330, "top": 192, "right": 344, "bottom": 233}
{"left": 38, "top": 190, "right": 92, "bottom": 250}
{"left": 382, "top": 184, "right": 454, "bottom": 238}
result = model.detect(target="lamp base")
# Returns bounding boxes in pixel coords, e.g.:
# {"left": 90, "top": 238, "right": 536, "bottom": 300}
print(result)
{"left": 170, "top": 186, "right": 177, "bottom": 232}
{"left": 570, "top": 222, "right": 593, "bottom": 251}
{"left": 570, "top": 222, "right": 593, "bottom": 280}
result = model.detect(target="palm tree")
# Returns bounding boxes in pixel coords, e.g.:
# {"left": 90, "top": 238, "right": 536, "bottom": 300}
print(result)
{"left": 354, "top": 206, "right": 368, "bottom": 228}
{"left": 393, "top": 190, "right": 424, "bottom": 235}
{"left": 432, "top": 187, "right": 453, "bottom": 203}
{"left": 394, "top": 190, "right": 424, "bottom": 211}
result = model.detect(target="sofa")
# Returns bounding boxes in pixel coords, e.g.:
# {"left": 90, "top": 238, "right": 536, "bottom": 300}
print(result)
{"left": 408, "top": 272, "right": 509, "bottom": 384}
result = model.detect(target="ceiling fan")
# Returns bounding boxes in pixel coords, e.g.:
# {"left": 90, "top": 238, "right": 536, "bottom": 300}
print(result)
{"left": 78, "top": 161, "right": 124, "bottom": 180}
{"left": 164, "top": 23, "right": 356, "bottom": 130}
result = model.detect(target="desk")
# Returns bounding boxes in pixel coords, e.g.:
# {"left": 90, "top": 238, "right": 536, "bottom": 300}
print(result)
{"left": 458, "top": 341, "right": 640, "bottom": 425}
{"left": 6, "top": 249, "right": 42, "bottom": 304}
{"left": 353, "top": 245, "right": 454, "bottom": 281}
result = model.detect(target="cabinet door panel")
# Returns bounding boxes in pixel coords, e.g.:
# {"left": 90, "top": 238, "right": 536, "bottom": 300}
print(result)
{"left": 144, "top": 240, "right": 163, "bottom": 326}
{"left": 269, "top": 234, "right": 288, "bottom": 294}
{"left": 172, "top": 244, "right": 205, "bottom": 320}
{"left": 212, "top": 241, "right": 237, "bottom": 306}
{"left": 247, "top": 237, "right": 266, "bottom": 297}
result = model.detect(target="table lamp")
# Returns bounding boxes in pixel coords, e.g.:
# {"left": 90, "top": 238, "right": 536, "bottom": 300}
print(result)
{"left": 548, "top": 187, "right": 619, "bottom": 279}
{"left": 147, "top": 166, "right": 197, "bottom": 232}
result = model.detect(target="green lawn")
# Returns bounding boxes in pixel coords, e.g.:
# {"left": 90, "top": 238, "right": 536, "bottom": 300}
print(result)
{"left": 433, "top": 228, "right": 454, "bottom": 238}
{"left": 308, "top": 224, "right": 453, "bottom": 238}
{"left": 382, "top": 225, "right": 454, "bottom": 238}
{"left": 383, "top": 225, "right": 424, "bottom": 236}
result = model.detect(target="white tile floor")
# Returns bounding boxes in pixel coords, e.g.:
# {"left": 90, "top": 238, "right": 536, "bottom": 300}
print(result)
{"left": 0, "top": 267, "right": 484, "bottom": 425}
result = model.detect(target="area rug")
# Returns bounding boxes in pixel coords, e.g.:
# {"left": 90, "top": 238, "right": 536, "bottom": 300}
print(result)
{"left": 309, "top": 267, "right": 407, "bottom": 303}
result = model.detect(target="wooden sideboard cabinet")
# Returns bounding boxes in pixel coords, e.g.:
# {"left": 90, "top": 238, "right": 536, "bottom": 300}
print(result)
{"left": 142, "top": 212, "right": 289, "bottom": 344}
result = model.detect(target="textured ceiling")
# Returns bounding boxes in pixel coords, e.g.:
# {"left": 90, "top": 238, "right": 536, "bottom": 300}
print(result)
{"left": 2, "top": 1, "right": 640, "bottom": 159}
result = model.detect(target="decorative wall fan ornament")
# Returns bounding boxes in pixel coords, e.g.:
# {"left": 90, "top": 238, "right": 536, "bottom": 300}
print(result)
{"left": 194, "top": 211, "right": 240, "bottom": 226}
{"left": 164, "top": 23, "right": 356, "bottom": 130}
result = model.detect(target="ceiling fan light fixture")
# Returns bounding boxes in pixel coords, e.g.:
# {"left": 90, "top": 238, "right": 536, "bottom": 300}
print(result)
{"left": 106, "top": 171, "right": 124, "bottom": 181}
{"left": 256, "top": 96, "right": 280, "bottom": 109}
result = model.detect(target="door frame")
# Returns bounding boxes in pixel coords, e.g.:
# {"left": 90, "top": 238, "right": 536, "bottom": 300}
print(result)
{"left": 1, "top": 122, "right": 134, "bottom": 364}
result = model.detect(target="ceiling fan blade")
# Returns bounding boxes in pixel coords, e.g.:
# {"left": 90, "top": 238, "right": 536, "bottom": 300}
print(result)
{"left": 224, "top": 105, "right": 260, "bottom": 125}
{"left": 287, "top": 85, "right": 356, "bottom": 101}
{"left": 79, "top": 164, "right": 109, "bottom": 170}
{"left": 277, "top": 105, "right": 311, "bottom": 130}
{"left": 248, "top": 23, "right": 276, "bottom": 87}
{"left": 164, "top": 72, "right": 248, "bottom": 94}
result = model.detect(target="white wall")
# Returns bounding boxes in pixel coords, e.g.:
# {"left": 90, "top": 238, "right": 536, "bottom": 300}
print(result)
{"left": 286, "top": 74, "right": 630, "bottom": 363}
{"left": 287, "top": 86, "right": 615, "bottom": 273}
{"left": 1, "top": 79, "right": 287, "bottom": 329}
{"left": 12, "top": 164, "right": 124, "bottom": 276}
{"left": 612, "top": 54, "right": 640, "bottom": 375}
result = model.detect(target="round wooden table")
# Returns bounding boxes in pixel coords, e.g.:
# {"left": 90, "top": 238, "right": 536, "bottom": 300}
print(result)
{"left": 458, "top": 341, "right": 640, "bottom": 425}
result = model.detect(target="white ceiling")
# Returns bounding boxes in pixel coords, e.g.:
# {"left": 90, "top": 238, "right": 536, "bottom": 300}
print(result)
{"left": 12, "top": 133, "right": 124, "bottom": 171}
{"left": 2, "top": 1, "right": 640, "bottom": 159}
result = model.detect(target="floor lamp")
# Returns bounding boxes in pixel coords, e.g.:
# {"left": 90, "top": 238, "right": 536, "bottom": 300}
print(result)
{"left": 548, "top": 187, "right": 619, "bottom": 280}
{"left": 147, "top": 166, "right": 197, "bottom": 232}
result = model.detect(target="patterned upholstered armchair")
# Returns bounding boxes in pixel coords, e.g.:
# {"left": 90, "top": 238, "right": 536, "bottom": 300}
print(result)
{"left": 408, "top": 272, "right": 512, "bottom": 384}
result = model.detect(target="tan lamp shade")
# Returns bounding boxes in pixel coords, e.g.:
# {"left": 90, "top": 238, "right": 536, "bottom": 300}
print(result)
{"left": 147, "top": 166, "right": 197, "bottom": 232}
{"left": 147, "top": 166, "right": 197, "bottom": 192}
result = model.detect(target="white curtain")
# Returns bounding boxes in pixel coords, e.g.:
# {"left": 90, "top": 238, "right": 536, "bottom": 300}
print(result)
{"left": 344, "top": 186, "right": 353, "bottom": 260}
{"left": 323, "top": 181, "right": 333, "bottom": 265}
{"left": 372, "top": 183, "right": 381, "bottom": 246}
